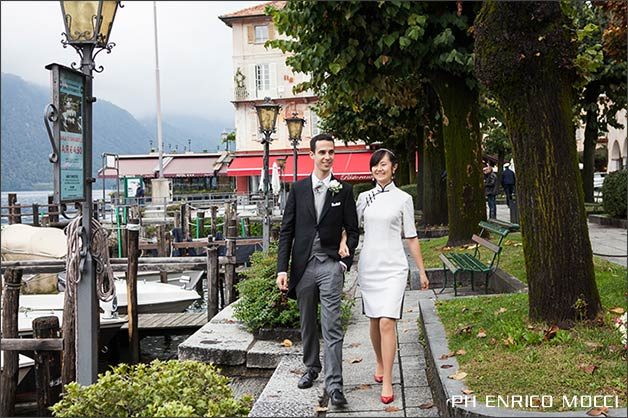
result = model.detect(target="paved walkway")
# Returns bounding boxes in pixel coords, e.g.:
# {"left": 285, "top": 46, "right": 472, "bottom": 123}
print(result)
{"left": 325, "top": 290, "right": 438, "bottom": 417}
{"left": 495, "top": 204, "right": 627, "bottom": 267}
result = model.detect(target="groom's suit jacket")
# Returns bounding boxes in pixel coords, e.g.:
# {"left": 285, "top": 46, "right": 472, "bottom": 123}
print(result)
{"left": 277, "top": 175, "right": 359, "bottom": 299}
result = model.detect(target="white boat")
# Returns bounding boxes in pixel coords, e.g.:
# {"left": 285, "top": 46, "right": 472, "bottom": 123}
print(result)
{"left": 19, "top": 279, "right": 201, "bottom": 315}
{"left": 111, "top": 270, "right": 204, "bottom": 291}
{"left": 0, "top": 354, "right": 34, "bottom": 385}
{"left": 14, "top": 309, "right": 127, "bottom": 336}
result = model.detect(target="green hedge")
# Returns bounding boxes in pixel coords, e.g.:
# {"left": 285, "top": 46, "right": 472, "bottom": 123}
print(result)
{"left": 234, "top": 245, "right": 354, "bottom": 333}
{"left": 352, "top": 182, "right": 373, "bottom": 199}
{"left": 602, "top": 169, "right": 627, "bottom": 218}
{"left": 399, "top": 184, "right": 418, "bottom": 203}
{"left": 51, "top": 360, "right": 251, "bottom": 417}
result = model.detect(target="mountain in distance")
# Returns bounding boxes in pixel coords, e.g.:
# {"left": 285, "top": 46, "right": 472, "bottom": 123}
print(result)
{"left": 139, "top": 114, "right": 229, "bottom": 154}
{"left": 1, "top": 72, "right": 231, "bottom": 191}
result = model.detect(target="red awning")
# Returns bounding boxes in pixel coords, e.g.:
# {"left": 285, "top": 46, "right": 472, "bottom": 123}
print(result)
{"left": 227, "top": 151, "right": 374, "bottom": 181}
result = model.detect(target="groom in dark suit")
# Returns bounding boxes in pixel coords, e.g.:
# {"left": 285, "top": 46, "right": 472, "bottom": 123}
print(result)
{"left": 277, "top": 133, "right": 359, "bottom": 407}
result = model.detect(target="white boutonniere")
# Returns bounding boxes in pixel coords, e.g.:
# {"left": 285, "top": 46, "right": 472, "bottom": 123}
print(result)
{"left": 329, "top": 179, "right": 342, "bottom": 195}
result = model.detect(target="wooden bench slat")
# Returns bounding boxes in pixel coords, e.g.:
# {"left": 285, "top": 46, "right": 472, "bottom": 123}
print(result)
{"left": 472, "top": 234, "right": 501, "bottom": 254}
{"left": 439, "top": 253, "right": 459, "bottom": 273}
{"left": 478, "top": 221, "right": 510, "bottom": 237}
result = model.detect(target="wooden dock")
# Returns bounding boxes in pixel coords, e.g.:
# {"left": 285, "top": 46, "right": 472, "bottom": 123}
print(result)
{"left": 120, "top": 312, "right": 207, "bottom": 337}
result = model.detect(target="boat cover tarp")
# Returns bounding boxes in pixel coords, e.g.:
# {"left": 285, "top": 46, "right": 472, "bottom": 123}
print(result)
{"left": 1, "top": 224, "right": 66, "bottom": 261}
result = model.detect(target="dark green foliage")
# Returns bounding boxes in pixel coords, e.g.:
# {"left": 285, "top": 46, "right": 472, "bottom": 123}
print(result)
{"left": 602, "top": 169, "right": 627, "bottom": 218}
{"left": 352, "top": 182, "right": 374, "bottom": 199}
{"left": 50, "top": 360, "right": 251, "bottom": 417}
{"left": 234, "top": 245, "right": 355, "bottom": 332}
{"left": 234, "top": 245, "right": 301, "bottom": 332}
{"left": 399, "top": 184, "right": 418, "bottom": 203}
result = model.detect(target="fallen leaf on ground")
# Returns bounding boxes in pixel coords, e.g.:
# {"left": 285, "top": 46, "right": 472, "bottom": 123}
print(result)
{"left": 447, "top": 351, "right": 456, "bottom": 357}
{"left": 609, "top": 307, "right": 625, "bottom": 315}
{"left": 489, "top": 338, "right": 498, "bottom": 345}
{"left": 290, "top": 369, "right": 302, "bottom": 375}
{"left": 462, "top": 389, "right": 474, "bottom": 395}
{"left": 282, "top": 339, "right": 293, "bottom": 348}
{"left": 513, "top": 243, "right": 522, "bottom": 247}
{"left": 543, "top": 325, "right": 559, "bottom": 341}
{"left": 455, "top": 325, "right": 473, "bottom": 335}
{"left": 527, "top": 324, "right": 535, "bottom": 330}
{"left": 349, "top": 357, "right": 363, "bottom": 364}
{"left": 455, "top": 349, "right": 467, "bottom": 356}
{"left": 578, "top": 363, "right": 598, "bottom": 374}
{"left": 357, "top": 384, "right": 371, "bottom": 390}
{"left": 503, "top": 336, "right": 515, "bottom": 346}
{"left": 441, "top": 364, "right": 453, "bottom": 369}
{"left": 347, "top": 342, "right": 361, "bottom": 348}
{"left": 315, "top": 406, "right": 328, "bottom": 412}
{"left": 476, "top": 329, "right": 487, "bottom": 338}
{"left": 584, "top": 342, "right": 603, "bottom": 351}
{"left": 406, "top": 308, "right": 414, "bottom": 313}
{"left": 495, "top": 307, "right": 507, "bottom": 315}
{"left": 384, "top": 406, "right": 400, "bottom": 412}
{"left": 448, "top": 371, "right": 468, "bottom": 380}
{"left": 586, "top": 406, "right": 609, "bottom": 416}
{"left": 402, "top": 329, "right": 409, "bottom": 333}
{"left": 439, "top": 354, "right": 450, "bottom": 360}
{"left": 461, "top": 307, "right": 469, "bottom": 313}
{"left": 418, "top": 402, "right": 434, "bottom": 409}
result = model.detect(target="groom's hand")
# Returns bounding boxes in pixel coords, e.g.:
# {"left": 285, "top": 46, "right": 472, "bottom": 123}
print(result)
{"left": 276, "top": 272, "right": 288, "bottom": 292}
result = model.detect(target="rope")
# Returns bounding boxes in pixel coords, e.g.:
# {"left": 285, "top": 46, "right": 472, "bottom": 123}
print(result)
{"left": 64, "top": 215, "right": 115, "bottom": 302}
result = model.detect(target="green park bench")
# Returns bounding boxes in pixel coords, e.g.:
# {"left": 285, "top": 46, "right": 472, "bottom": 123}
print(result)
{"left": 438, "top": 221, "right": 513, "bottom": 296}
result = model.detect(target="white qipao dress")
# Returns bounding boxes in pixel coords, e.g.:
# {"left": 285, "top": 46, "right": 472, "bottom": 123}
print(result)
{"left": 356, "top": 182, "right": 417, "bottom": 319}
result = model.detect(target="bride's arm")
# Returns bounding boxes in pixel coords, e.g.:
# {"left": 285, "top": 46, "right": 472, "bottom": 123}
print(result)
{"left": 406, "top": 237, "right": 429, "bottom": 290}
{"left": 338, "top": 230, "right": 350, "bottom": 258}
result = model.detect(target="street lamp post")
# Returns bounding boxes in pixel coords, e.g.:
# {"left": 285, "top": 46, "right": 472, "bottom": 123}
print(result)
{"left": 60, "top": 0, "right": 119, "bottom": 385}
{"left": 285, "top": 112, "right": 305, "bottom": 184}
{"left": 254, "top": 97, "right": 280, "bottom": 252}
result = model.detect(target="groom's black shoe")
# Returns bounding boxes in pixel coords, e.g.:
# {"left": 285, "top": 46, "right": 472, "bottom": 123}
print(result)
{"left": 297, "top": 370, "right": 319, "bottom": 389}
{"left": 330, "top": 390, "right": 348, "bottom": 407}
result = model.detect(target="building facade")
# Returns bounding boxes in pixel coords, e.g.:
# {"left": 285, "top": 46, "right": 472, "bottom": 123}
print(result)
{"left": 219, "top": 1, "right": 374, "bottom": 194}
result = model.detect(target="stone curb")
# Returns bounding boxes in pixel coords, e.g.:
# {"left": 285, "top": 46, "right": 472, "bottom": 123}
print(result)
{"left": 418, "top": 298, "right": 627, "bottom": 417}
{"left": 588, "top": 214, "right": 628, "bottom": 229}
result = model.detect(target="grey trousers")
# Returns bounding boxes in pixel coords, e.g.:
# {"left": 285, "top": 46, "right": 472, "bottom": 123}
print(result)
{"left": 296, "top": 257, "right": 345, "bottom": 394}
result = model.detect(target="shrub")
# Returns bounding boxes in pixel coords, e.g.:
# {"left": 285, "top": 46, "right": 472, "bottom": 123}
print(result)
{"left": 399, "top": 184, "right": 418, "bottom": 203}
{"left": 602, "top": 169, "right": 627, "bottom": 218}
{"left": 352, "top": 182, "right": 373, "bottom": 199}
{"left": 234, "top": 245, "right": 301, "bottom": 332}
{"left": 51, "top": 360, "right": 251, "bottom": 417}
{"left": 234, "top": 245, "right": 354, "bottom": 333}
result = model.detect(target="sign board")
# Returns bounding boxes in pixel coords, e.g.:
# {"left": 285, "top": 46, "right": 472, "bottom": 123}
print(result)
{"left": 46, "top": 63, "right": 88, "bottom": 203}
{"left": 124, "top": 176, "right": 144, "bottom": 198}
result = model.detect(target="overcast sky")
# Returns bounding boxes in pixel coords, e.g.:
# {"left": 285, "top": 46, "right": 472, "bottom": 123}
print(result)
{"left": 1, "top": 1, "right": 261, "bottom": 121}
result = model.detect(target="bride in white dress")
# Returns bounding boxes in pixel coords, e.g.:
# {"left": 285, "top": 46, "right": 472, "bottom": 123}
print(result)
{"left": 340, "top": 148, "right": 429, "bottom": 404}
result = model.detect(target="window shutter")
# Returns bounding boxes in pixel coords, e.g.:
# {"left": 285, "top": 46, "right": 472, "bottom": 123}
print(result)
{"left": 249, "top": 65, "right": 257, "bottom": 99}
{"left": 269, "top": 63, "right": 277, "bottom": 97}
{"left": 247, "top": 25, "right": 254, "bottom": 43}
{"left": 268, "top": 24, "right": 275, "bottom": 40}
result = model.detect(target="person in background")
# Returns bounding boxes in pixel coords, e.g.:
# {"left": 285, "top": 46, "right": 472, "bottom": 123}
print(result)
{"left": 483, "top": 165, "right": 498, "bottom": 219}
{"left": 135, "top": 184, "right": 145, "bottom": 205}
{"left": 501, "top": 163, "right": 516, "bottom": 207}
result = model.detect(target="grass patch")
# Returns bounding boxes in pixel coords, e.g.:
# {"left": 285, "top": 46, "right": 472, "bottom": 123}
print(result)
{"left": 435, "top": 258, "right": 627, "bottom": 411}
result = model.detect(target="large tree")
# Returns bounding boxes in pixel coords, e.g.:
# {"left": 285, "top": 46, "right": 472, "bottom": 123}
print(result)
{"left": 475, "top": 1, "right": 601, "bottom": 322}
{"left": 269, "top": 1, "right": 482, "bottom": 241}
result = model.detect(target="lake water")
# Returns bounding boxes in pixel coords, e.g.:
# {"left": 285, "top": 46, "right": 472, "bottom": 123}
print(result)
{"left": 1, "top": 189, "right": 113, "bottom": 224}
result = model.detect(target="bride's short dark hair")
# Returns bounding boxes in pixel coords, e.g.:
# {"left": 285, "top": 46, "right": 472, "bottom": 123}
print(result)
{"left": 369, "top": 148, "right": 398, "bottom": 169}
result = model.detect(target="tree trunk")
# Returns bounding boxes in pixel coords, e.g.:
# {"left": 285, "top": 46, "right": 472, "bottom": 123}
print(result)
{"left": 432, "top": 74, "right": 485, "bottom": 245}
{"left": 496, "top": 150, "right": 505, "bottom": 194}
{"left": 582, "top": 84, "right": 600, "bottom": 203}
{"left": 422, "top": 84, "right": 448, "bottom": 226}
{"left": 475, "top": 1, "right": 601, "bottom": 322}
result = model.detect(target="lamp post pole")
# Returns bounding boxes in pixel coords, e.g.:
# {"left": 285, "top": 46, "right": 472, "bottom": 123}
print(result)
{"left": 76, "top": 44, "right": 98, "bottom": 384}
{"left": 291, "top": 140, "right": 298, "bottom": 184}
{"left": 262, "top": 133, "right": 271, "bottom": 252}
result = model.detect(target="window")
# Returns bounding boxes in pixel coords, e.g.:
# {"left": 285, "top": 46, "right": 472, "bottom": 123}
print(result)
{"left": 254, "top": 25, "right": 269, "bottom": 43}
{"left": 255, "top": 64, "right": 270, "bottom": 93}
{"left": 310, "top": 110, "right": 321, "bottom": 136}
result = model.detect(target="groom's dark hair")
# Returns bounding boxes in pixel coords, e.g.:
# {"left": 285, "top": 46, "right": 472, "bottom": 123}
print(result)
{"left": 310, "top": 133, "right": 335, "bottom": 152}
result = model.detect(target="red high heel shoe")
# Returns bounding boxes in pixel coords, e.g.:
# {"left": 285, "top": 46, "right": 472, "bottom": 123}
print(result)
{"left": 373, "top": 375, "right": 383, "bottom": 383}
{"left": 380, "top": 394, "right": 395, "bottom": 404}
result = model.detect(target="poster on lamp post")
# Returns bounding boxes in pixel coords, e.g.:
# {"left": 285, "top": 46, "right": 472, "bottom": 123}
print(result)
{"left": 46, "top": 63, "right": 87, "bottom": 203}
